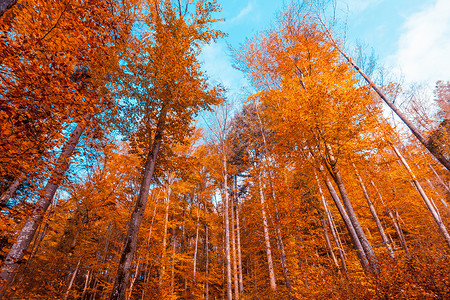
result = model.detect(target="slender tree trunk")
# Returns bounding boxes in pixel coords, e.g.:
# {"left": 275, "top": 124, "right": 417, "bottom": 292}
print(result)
{"left": 318, "top": 18, "right": 450, "bottom": 171}
{"left": 370, "top": 179, "right": 409, "bottom": 255}
{"left": 222, "top": 154, "right": 233, "bottom": 300}
{"left": 270, "top": 192, "right": 292, "bottom": 297}
{"left": 170, "top": 230, "right": 176, "bottom": 297}
{"left": 205, "top": 219, "right": 209, "bottom": 300}
{"left": 110, "top": 107, "right": 167, "bottom": 300}
{"left": 142, "top": 192, "right": 159, "bottom": 290}
{"left": 0, "top": 178, "right": 22, "bottom": 206}
{"left": 81, "top": 270, "right": 90, "bottom": 300}
{"left": 353, "top": 165, "right": 395, "bottom": 258}
{"left": 429, "top": 164, "right": 450, "bottom": 194}
{"left": 0, "top": 121, "right": 86, "bottom": 298}
{"left": 392, "top": 145, "right": 450, "bottom": 248}
{"left": 230, "top": 194, "right": 239, "bottom": 300}
{"left": 315, "top": 172, "right": 347, "bottom": 272}
{"left": 328, "top": 209, "right": 348, "bottom": 267}
{"left": 234, "top": 180, "right": 244, "bottom": 296}
{"left": 394, "top": 210, "right": 408, "bottom": 253}
{"left": 255, "top": 111, "right": 292, "bottom": 296}
{"left": 323, "top": 148, "right": 379, "bottom": 273}
{"left": 127, "top": 257, "right": 140, "bottom": 300}
{"left": 160, "top": 173, "right": 174, "bottom": 286}
{"left": 64, "top": 259, "right": 81, "bottom": 300}
{"left": 320, "top": 167, "right": 371, "bottom": 273}
{"left": 425, "top": 178, "right": 449, "bottom": 209}
{"left": 0, "top": 0, "right": 17, "bottom": 17}
{"left": 193, "top": 201, "right": 200, "bottom": 287}
{"left": 321, "top": 219, "right": 339, "bottom": 268}
{"left": 257, "top": 170, "right": 277, "bottom": 291}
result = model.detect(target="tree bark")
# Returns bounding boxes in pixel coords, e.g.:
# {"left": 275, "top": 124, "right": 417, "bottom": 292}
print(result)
{"left": 230, "top": 194, "right": 239, "bottom": 300}
{"left": 109, "top": 106, "right": 167, "bottom": 300}
{"left": 315, "top": 172, "right": 348, "bottom": 272}
{"left": 0, "top": 121, "right": 86, "bottom": 299}
{"left": 425, "top": 178, "right": 449, "bottom": 209}
{"left": 205, "top": 218, "right": 209, "bottom": 300}
{"left": 193, "top": 200, "right": 200, "bottom": 291}
{"left": 370, "top": 179, "right": 409, "bottom": 256}
{"left": 392, "top": 145, "right": 450, "bottom": 248}
{"left": 353, "top": 165, "right": 395, "bottom": 258}
{"left": 81, "top": 270, "right": 90, "bottom": 300}
{"left": 429, "top": 164, "right": 450, "bottom": 194}
{"left": 255, "top": 110, "right": 292, "bottom": 296}
{"left": 0, "top": 178, "right": 22, "bottom": 206}
{"left": 234, "top": 178, "right": 244, "bottom": 296}
{"left": 127, "top": 256, "right": 140, "bottom": 300}
{"left": 0, "top": 0, "right": 17, "bottom": 18}
{"left": 159, "top": 172, "right": 174, "bottom": 287}
{"left": 257, "top": 170, "right": 277, "bottom": 291}
{"left": 320, "top": 167, "right": 371, "bottom": 273}
{"left": 64, "top": 259, "right": 81, "bottom": 300}
{"left": 222, "top": 154, "right": 233, "bottom": 300}
{"left": 323, "top": 147, "right": 379, "bottom": 273}
{"left": 321, "top": 219, "right": 339, "bottom": 268}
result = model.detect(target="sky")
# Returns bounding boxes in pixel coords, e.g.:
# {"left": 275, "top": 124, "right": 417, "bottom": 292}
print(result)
{"left": 200, "top": 0, "right": 450, "bottom": 99}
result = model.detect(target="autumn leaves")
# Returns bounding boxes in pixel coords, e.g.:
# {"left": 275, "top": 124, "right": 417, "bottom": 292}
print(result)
{"left": 0, "top": 0, "right": 449, "bottom": 299}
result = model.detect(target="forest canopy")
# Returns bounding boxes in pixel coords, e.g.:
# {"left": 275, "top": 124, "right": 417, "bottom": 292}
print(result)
{"left": 0, "top": 1, "right": 449, "bottom": 299}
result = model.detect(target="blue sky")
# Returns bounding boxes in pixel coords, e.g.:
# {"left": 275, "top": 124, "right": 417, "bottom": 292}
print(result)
{"left": 200, "top": 0, "right": 450, "bottom": 97}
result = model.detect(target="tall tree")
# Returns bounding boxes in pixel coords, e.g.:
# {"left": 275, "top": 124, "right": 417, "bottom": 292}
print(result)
{"left": 109, "top": 1, "right": 223, "bottom": 298}
{"left": 314, "top": 11, "right": 450, "bottom": 171}
{"left": 0, "top": 0, "right": 134, "bottom": 295}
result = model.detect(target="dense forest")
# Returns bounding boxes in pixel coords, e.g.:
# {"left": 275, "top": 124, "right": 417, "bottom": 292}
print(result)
{"left": 0, "top": 0, "right": 449, "bottom": 299}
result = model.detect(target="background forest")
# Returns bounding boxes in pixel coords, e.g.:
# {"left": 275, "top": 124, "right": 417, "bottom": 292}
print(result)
{"left": 0, "top": 0, "right": 449, "bottom": 299}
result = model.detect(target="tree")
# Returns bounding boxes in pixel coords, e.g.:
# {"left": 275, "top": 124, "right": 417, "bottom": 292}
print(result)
{"left": 109, "top": 1, "right": 223, "bottom": 298}
{"left": 0, "top": 0, "right": 134, "bottom": 295}
{"left": 314, "top": 9, "right": 450, "bottom": 171}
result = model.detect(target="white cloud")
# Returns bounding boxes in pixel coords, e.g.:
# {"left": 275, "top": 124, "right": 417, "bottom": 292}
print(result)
{"left": 389, "top": 0, "right": 450, "bottom": 84}
{"left": 230, "top": 2, "right": 253, "bottom": 23}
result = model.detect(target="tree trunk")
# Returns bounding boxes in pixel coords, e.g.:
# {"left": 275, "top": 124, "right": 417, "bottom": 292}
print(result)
{"left": 320, "top": 167, "right": 371, "bottom": 273}
{"left": 64, "top": 259, "right": 81, "bottom": 300}
{"left": 425, "top": 178, "right": 449, "bottom": 209}
{"left": 255, "top": 111, "right": 292, "bottom": 296}
{"left": 230, "top": 194, "right": 239, "bottom": 300}
{"left": 234, "top": 181, "right": 244, "bottom": 296}
{"left": 321, "top": 219, "right": 339, "bottom": 268}
{"left": 270, "top": 187, "right": 292, "bottom": 297}
{"left": 370, "top": 179, "right": 409, "bottom": 256}
{"left": 170, "top": 232, "right": 176, "bottom": 297}
{"left": 81, "top": 270, "right": 90, "bottom": 300}
{"left": 315, "top": 172, "right": 348, "bottom": 272}
{"left": 0, "top": 121, "right": 86, "bottom": 298}
{"left": 160, "top": 172, "right": 174, "bottom": 286}
{"left": 257, "top": 170, "right": 277, "bottom": 291}
{"left": 318, "top": 18, "right": 450, "bottom": 171}
{"left": 353, "top": 165, "right": 395, "bottom": 258}
{"left": 323, "top": 148, "right": 379, "bottom": 273}
{"left": 127, "top": 257, "right": 140, "bottom": 300}
{"left": 222, "top": 155, "right": 233, "bottom": 300}
{"left": 392, "top": 145, "right": 450, "bottom": 248}
{"left": 193, "top": 201, "right": 200, "bottom": 288}
{"left": 0, "top": 178, "right": 22, "bottom": 206}
{"left": 205, "top": 219, "right": 209, "bottom": 300}
{"left": 142, "top": 192, "right": 159, "bottom": 289}
{"left": 429, "top": 164, "right": 450, "bottom": 194}
{"left": 109, "top": 106, "right": 167, "bottom": 300}
{"left": 0, "top": 0, "right": 17, "bottom": 17}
